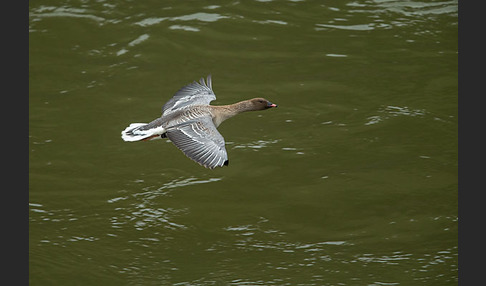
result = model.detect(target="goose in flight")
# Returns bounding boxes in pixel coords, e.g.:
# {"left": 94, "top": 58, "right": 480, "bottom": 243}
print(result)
{"left": 121, "top": 75, "right": 277, "bottom": 169}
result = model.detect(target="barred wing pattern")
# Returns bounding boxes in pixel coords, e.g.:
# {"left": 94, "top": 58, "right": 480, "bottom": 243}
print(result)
{"left": 166, "top": 116, "right": 228, "bottom": 169}
{"left": 162, "top": 75, "right": 216, "bottom": 116}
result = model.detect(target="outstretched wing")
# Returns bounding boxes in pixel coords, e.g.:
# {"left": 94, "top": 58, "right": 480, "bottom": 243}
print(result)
{"left": 162, "top": 75, "right": 216, "bottom": 116}
{"left": 166, "top": 116, "right": 228, "bottom": 169}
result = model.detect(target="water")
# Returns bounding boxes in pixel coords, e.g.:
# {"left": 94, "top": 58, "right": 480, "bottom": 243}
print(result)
{"left": 29, "top": 0, "right": 458, "bottom": 285}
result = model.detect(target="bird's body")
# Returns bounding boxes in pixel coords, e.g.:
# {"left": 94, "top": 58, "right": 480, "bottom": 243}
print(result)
{"left": 121, "top": 75, "right": 277, "bottom": 169}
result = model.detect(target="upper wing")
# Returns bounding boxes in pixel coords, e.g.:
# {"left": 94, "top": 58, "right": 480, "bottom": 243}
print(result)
{"left": 162, "top": 75, "right": 216, "bottom": 116}
{"left": 166, "top": 116, "right": 228, "bottom": 169}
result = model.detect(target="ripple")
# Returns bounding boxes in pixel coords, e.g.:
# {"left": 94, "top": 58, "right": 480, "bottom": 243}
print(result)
{"left": 232, "top": 139, "right": 280, "bottom": 150}
{"left": 108, "top": 176, "right": 222, "bottom": 230}
{"left": 128, "top": 34, "right": 150, "bottom": 47}
{"left": 29, "top": 6, "right": 105, "bottom": 23}
{"left": 110, "top": 202, "right": 187, "bottom": 231}
{"left": 316, "top": 23, "right": 376, "bottom": 31}
{"left": 169, "top": 25, "right": 200, "bottom": 32}
{"left": 134, "top": 17, "right": 167, "bottom": 27}
{"left": 172, "top": 12, "right": 228, "bottom": 22}
{"left": 29, "top": 203, "right": 78, "bottom": 223}
{"left": 116, "top": 34, "right": 150, "bottom": 56}
{"left": 325, "top": 53, "right": 348, "bottom": 58}
{"left": 372, "top": 0, "right": 458, "bottom": 17}
{"left": 253, "top": 19, "right": 288, "bottom": 25}
{"left": 134, "top": 12, "right": 228, "bottom": 27}
{"left": 315, "top": 0, "right": 457, "bottom": 35}
{"left": 383, "top": 105, "right": 426, "bottom": 117}
{"left": 219, "top": 217, "right": 350, "bottom": 255}
{"left": 353, "top": 252, "right": 413, "bottom": 265}
{"left": 365, "top": 105, "right": 427, "bottom": 125}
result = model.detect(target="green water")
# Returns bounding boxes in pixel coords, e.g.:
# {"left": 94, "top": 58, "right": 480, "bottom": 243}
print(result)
{"left": 29, "top": 0, "right": 458, "bottom": 285}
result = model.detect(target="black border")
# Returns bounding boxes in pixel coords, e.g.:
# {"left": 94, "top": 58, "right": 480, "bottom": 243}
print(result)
{"left": 458, "top": 1, "right": 482, "bottom": 285}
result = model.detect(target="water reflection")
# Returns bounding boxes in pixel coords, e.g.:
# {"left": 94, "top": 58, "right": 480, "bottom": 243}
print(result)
{"left": 29, "top": 202, "right": 100, "bottom": 248}
{"left": 29, "top": 6, "right": 105, "bottom": 23}
{"left": 223, "top": 222, "right": 347, "bottom": 254}
{"left": 108, "top": 176, "right": 222, "bottom": 231}
{"left": 29, "top": 0, "right": 458, "bottom": 34}
{"left": 373, "top": 0, "right": 458, "bottom": 16}
{"left": 205, "top": 217, "right": 352, "bottom": 277}
{"left": 365, "top": 105, "right": 427, "bottom": 125}
{"left": 316, "top": 0, "right": 457, "bottom": 33}
{"left": 134, "top": 12, "right": 228, "bottom": 28}
{"left": 29, "top": 202, "right": 78, "bottom": 223}
{"left": 116, "top": 34, "right": 150, "bottom": 56}
{"left": 231, "top": 139, "right": 280, "bottom": 150}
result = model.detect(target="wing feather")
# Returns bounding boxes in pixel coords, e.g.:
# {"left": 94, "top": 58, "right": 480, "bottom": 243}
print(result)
{"left": 166, "top": 116, "right": 228, "bottom": 169}
{"left": 162, "top": 75, "right": 215, "bottom": 116}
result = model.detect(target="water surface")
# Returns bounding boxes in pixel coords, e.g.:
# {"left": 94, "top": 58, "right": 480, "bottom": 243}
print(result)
{"left": 30, "top": 0, "right": 458, "bottom": 285}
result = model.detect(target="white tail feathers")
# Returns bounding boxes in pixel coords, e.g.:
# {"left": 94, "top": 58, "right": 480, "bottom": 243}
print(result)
{"left": 121, "top": 123, "right": 166, "bottom": 142}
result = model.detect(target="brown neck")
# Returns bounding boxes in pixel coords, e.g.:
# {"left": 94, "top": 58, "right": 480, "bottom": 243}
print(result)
{"left": 211, "top": 100, "right": 254, "bottom": 127}
{"left": 226, "top": 100, "right": 255, "bottom": 113}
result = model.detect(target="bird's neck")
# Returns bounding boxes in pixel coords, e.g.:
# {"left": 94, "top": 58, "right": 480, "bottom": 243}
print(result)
{"left": 211, "top": 100, "right": 253, "bottom": 127}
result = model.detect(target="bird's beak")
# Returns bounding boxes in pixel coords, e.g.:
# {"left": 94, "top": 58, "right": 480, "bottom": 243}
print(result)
{"left": 267, "top": 101, "right": 277, "bottom": 108}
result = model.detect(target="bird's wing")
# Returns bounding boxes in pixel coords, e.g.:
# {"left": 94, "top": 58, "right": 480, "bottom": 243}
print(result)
{"left": 162, "top": 75, "right": 216, "bottom": 116}
{"left": 166, "top": 115, "right": 228, "bottom": 169}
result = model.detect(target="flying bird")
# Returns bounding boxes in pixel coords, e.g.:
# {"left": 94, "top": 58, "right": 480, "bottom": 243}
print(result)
{"left": 121, "top": 75, "right": 277, "bottom": 169}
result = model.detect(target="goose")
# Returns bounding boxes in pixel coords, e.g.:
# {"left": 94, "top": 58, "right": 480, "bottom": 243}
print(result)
{"left": 121, "top": 75, "right": 277, "bottom": 169}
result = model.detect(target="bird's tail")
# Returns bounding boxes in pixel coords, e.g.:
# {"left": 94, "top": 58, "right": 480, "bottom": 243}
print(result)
{"left": 121, "top": 123, "right": 166, "bottom": 142}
